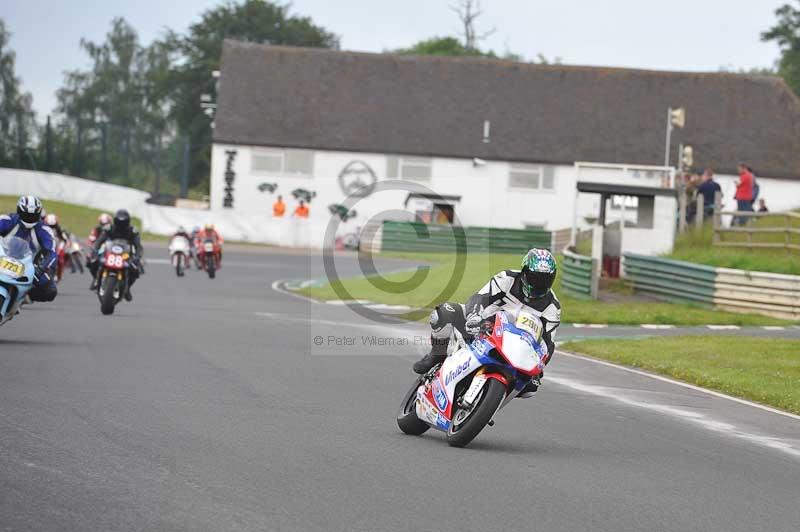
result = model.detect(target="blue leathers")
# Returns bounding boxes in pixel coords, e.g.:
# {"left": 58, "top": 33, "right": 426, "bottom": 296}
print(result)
{"left": 0, "top": 214, "right": 58, "bottom": 301}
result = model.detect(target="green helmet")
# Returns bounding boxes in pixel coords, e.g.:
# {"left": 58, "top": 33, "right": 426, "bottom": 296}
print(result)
{"left": 520, "top": 248, "right": 557, "bottom": 299}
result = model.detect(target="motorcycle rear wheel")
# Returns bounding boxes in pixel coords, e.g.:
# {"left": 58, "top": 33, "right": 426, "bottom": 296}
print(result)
{"left": 176, "top": 254, "right": 184, "bottom": 277}
{"left": 446, "top": 378, "right": 505, "bottom": 448}
{"left": 396, "top": 377, "right": 430, "bottom": 435}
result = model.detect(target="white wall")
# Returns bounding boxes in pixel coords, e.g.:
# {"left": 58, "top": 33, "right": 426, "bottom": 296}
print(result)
{"left": 0, "top": 168, "right": 150, "bottom": 215}
{"left": 210, "top": 143, "right": 582, "bottom": 231}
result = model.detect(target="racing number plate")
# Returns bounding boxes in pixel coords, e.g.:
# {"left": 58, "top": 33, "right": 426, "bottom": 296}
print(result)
{"left": 204, "top": 242, "right": 214, "bottom": 252}
{"left": 515, "top": 312, "right": 543, "bottom": 342}
{"left": 0, "top": 258, "right": 24, "bottom": 277}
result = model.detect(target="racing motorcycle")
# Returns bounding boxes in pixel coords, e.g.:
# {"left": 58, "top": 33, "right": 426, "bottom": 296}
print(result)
{"left": 95, "top": 239, "right": 133, "bottom": 315}
{"left": 54, "top": 237, "right": 67, "bottom": 282}
{"left": 168, "top": 235, "right": 191, "bottom": 277}
{"left": 196, "top": 238, "right": 220, "bottom": 279}
{"left": 397, "top": 309, "right": 548, "bottom": 447}
{"left": 65, "top": 232, "right": 84, "bottom": 274}
{"left": 0, "top": 237, "right": 35, "bottom": 326}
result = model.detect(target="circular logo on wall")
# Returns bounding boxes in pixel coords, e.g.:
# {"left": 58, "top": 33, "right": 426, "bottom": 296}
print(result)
{"left": 338, "top": 160, "right": 377, "bottom": 197}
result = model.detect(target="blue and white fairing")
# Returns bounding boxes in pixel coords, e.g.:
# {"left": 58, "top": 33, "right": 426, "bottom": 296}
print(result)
{"left": 414, "top": 310, "right": 549, "bottom": 431}
{"left": 0, "top": 236, "right": 35, "bottom": 324}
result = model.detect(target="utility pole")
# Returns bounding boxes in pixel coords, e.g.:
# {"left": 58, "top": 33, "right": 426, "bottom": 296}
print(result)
{"left": 45, "top": 115, "right": 53, "bottom": 172}
{"left": 664, "top": 107, "right": 685, "bottom": 167}
{"left": 180, "top": 138, "right": 190, "bottom": 199}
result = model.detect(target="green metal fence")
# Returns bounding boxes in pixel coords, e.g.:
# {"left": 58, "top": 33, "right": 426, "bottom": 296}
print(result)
{"left": 624, "top": 253, "right": 800, "bottom": 319}
{"left": 623, "top": 254, "right": 717, "bottom": 306}
{"left": 380, "top": 221, "right": 551, "bottom": 254}
{"left": 561, "top": 249, "right": 598, "bottom": 299}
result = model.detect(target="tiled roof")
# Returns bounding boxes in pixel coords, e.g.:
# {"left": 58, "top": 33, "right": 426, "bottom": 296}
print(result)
{"left": 215, "top": 40, "right": 800, "bottom": 179}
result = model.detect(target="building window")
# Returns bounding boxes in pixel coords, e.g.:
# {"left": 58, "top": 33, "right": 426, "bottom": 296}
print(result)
{"left": 509, "top": 164, "right": 555, "bottom": 190}
{"left": 387, "top": 156, "right": 432, "bottom": 181}
{"left": 251, "top": 149, "right": 314, "bottom": 177}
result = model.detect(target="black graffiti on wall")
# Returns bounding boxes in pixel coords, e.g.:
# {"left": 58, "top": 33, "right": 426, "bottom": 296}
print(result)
{"left": 223, "top": 150, "right": 237, "bottom": 208}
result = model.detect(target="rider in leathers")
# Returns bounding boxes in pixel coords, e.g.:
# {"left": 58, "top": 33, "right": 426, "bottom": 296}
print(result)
{"left": 412, "top": 248, "right": 561, "bottom": 397}
{"left": 88, "top": 209, "right": 143, "bottom": 300}
{"left": 0, "top": 195, "right": 58, "bottom": 302}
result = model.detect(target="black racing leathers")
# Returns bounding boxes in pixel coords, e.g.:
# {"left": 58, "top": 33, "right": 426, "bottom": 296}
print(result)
{"left": 89, "top": 224, "right": 143, "bottom": 289}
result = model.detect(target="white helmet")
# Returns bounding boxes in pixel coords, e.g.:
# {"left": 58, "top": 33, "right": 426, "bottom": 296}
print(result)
{"left": 17, "top": 195, "right": 43, "bottom": 228}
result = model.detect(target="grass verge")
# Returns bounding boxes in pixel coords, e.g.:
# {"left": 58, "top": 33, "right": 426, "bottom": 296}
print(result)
{"left": 298, "top": 251, "right": 795, "bottom": 326}
{"left": 561, "top": 336, "right": 800, "bottom": 415}
{"left": 667, "top": 223, "right": 800, "bottom": 275}
{"left": 0, "top": 195, "right": 152, "bottom": 239}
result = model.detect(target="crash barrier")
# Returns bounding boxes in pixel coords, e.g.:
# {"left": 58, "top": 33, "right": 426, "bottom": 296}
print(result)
{"left": 0, "top": 168, "right": 150, "bottom": 216}
{"left": 0, "top": 168, "right": 340, "bottom": 248}
{"left": 561, "top": 248, "right": 598, "bottom": 300}
{"left": 623, "top": 253, "right": 800, "bottom": 320}
{"left": 380, "top": 221, "right": 552, "bottom": 254}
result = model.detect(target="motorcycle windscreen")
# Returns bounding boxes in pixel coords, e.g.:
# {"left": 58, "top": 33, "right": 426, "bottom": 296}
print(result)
{"left": 499, "top": 329, "right": 542, "bottom": 374}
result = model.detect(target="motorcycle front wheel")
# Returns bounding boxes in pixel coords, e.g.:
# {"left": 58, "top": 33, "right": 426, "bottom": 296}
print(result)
{"left": 446, "top": 378, "right": 506, "bottom": 448}
{"left": 175, "top": 254, "right": 184, "bottom": 277}
{"left": 100, "top": 274, "right": 118, "bottom": 315}
{"left": 396, "top": 376, "right": 430, "bottom": 435}
{"left": 207, "top": 256, "right": 216, "bottom": 279}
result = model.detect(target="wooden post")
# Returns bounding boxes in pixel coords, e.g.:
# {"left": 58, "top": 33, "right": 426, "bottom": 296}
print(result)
{"left": 712, "top": 191, "right": 721, "bottom": 245}
{"left": 787, "top": 214, "right": 791, "bottom": 250}
{"left": 695, "top": 195, "right": 704, "bottom": 228}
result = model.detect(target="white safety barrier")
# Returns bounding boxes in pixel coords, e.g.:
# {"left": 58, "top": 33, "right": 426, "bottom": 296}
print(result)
{"left": 1, "top": 168, "right": 339, "bottom": 248}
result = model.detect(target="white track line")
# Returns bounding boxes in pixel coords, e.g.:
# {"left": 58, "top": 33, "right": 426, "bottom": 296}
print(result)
{"left": 706, "top": 325, "right": 741, "bottom": 330}
{"left": 270, "top": 279, "right": 320, "bottom": 304}
{"left": 762, "top": 326, "right": 786, "bottom": 331}
{"left": 641, "top": 324, "right": 675, "bottom": 329}
{"left": 557, "top": 350, "right": 800, "bottom": 421}
{"left": 548, "top": 375, "right": 800, "bottom": 460}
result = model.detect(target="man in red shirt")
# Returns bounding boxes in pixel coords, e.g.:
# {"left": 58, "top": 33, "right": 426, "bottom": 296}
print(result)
{"left": 734, "top": 163, "right": 754, "bottom": 226}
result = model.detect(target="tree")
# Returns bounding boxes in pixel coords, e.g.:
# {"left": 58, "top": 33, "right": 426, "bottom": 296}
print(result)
{"left": 0, "top": 19, "right": 37, "bottom": 169}
{"left": 396, "top": 36, "right": 491, "bottom": 57}
{"left": 55, "top": 18, "right": 178, "bottom": 190}
{"left": 450, "top": 0, "right": 495, "bottom": 52}
{"left": 394, "top": 1, "right": 528, "bottom": 61}
{"left": 169, "top": 0, "right": 339, "bottom": 191}
{"left": 762, "top": 2, "right": 800, "bottom": 94}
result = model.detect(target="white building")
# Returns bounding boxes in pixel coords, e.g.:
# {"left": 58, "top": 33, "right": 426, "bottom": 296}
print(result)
{"left": 210, "top": 41, "right": 800, "bottom": 250}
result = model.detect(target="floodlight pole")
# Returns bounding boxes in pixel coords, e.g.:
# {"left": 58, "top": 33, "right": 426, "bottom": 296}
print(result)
{"left": 664, "top": 107, "right": 673, "bottom": 167}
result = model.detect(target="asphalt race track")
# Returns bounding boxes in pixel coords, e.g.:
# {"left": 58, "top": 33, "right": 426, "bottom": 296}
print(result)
{"left": 1, "top": 245, "right": 798, "bottom": 532}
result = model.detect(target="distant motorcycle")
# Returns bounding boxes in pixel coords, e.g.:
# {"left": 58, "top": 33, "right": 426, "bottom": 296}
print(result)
{"left": 397, "top": 310, "right": 548, "bottom": 448}
{"left": 0, "top": 237, "right": 35, "bottom": 326}
{"left": 168, "top": 235, "right": 191, "bottom": 277}
{"left": 65, "top": 233, "right": 84, "bottom": 274}
{"left": 196, "top": 238, "right": 220, "bottom": 279}
{"left": 95, "top": 239, "right": 133, "bottom": 315}
{"left": 54, "top": 237, "right": 67, "bottom": 282}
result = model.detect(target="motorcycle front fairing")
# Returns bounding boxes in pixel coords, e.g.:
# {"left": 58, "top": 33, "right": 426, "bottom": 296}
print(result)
{"left": 414, "top": 311, "right": 548, "bottom": 431}
{"left": 0, "top": 237, "right": 36, "bottom": 321}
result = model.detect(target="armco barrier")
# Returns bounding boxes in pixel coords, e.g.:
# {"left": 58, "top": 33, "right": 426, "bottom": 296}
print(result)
{"left": 380, "top": 221, "right": 551, "bottom": 254}
{"left": 561, "top": 249, "right": 598, "bottom": 299}
{"left": 623, "top": 253, "right": 800, "bottom": 320}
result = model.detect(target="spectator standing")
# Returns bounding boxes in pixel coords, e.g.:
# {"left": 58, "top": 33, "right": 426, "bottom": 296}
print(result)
{"left": 273, "top": 195, "right": 286, "bottom": 217}
{"left": 696, "top": 169, "right": 722, "bottom": 220}
{"left": 293, "top": 200, "right": 309, "bottom": 218}
{"left": 758, "top": 199, "right": 769, "bottom": 213}
{"left": 734, "top": 163, "right": 755, "bottom": 225}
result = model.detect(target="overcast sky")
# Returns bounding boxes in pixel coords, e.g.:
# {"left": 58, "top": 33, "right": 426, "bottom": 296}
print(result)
{"left": 3, "top": 0, "right": 788, "bottom": 116}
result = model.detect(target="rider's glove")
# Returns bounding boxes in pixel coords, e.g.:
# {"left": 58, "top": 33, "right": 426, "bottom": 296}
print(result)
{"left": 34, "top": 266, "right": 50, "bottom": 284}
{"left": 464, "top": 312, "right": 483, "bottom": 336}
